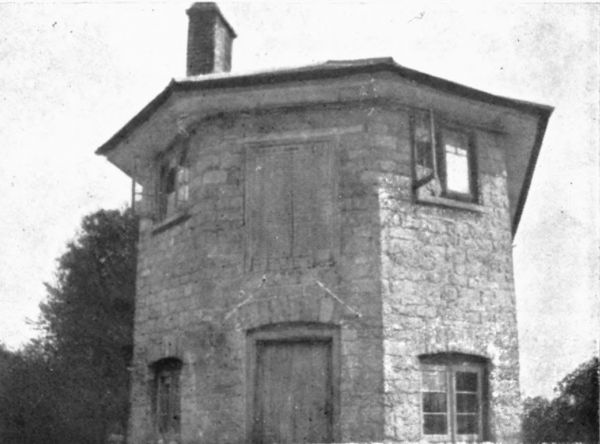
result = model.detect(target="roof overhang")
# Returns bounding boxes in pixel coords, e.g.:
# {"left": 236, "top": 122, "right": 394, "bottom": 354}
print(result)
{"left": 96, "top": 58, "right": 552, "bottom": 235}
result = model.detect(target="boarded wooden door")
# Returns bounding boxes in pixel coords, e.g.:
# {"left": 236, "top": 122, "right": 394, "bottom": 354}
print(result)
{"left": 252, "top": 339, "right": 333, "bottom": 444}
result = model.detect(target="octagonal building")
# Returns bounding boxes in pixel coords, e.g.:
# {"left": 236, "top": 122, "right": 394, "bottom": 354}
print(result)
{"left": 97, "top": 3, "right": 552, "bottom": 443}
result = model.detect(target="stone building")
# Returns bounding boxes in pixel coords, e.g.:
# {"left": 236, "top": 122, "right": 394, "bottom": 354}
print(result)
{"left": 97, "top": 3, "right": 552, "bottom": 443}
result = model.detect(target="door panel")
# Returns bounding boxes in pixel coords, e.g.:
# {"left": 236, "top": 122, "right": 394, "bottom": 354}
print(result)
{"left": 253, "top": 339, "right": 332, "bottom": 444}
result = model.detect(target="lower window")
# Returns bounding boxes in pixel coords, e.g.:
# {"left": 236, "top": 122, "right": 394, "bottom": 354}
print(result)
{"left": 420, "top": 354, "right": 488, "bottom": 442}
{"left": 153, "top": 358, "right": 182, "bottom": 438}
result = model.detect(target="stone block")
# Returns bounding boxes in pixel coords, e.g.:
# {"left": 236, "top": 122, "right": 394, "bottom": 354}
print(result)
{"left": 202, "top": 170, "right": 227, "bottom": 184}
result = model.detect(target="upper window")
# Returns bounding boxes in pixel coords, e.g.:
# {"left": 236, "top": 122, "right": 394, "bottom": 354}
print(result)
{"left": 245, "top": 142, "right": 335, "bottom": 271}
{"left": 420, "top": 354, "right": 488, "bottom": 442}
{"left": 156, "top": 144, "right": 190, "bottom": 221}
{"left": 153, "top": 358, "right": 182, "bottom": 438}
{"left": 412, "top": 110, "right": 478, "bottom": 203}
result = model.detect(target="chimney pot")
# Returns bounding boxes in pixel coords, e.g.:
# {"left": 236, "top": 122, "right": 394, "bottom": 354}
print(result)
{"left": 186, "top": 2, "right": 236, "bottom": 76}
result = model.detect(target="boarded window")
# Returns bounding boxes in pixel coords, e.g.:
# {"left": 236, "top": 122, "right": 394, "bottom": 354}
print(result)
{"left": 245, "top": 142, "right": 335, "bottom": 270}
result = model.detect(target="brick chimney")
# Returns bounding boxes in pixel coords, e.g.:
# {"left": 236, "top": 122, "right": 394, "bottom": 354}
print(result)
{"left": 186, "top": 2, "right": 236, "bottom": 76}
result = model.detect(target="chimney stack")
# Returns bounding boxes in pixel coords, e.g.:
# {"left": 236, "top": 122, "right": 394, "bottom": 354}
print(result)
{"left": 186, "top": 2, "right": 236, "bottom": 76}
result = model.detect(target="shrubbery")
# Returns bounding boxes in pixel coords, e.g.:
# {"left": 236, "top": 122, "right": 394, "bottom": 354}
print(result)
{"left": 0, "top": 209, "right": 137, "bottom": 444}
{"left": 522, "top": 357, "right": 599, "bottom": 443}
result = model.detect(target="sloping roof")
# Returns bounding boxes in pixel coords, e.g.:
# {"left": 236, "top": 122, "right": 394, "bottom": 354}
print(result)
{"left": 97, "top": 58, "right": 551, "bottom": 156}
{"left": 96, "top": 57, "right": 553, "bottom": 234}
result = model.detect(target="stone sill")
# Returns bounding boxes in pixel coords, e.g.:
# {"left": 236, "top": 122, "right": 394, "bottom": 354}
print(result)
{"left": 151, "top": 212, "right": 191, "bottom": 235}
{"left": 415, "top": 193, "right": 484, "bottom": 214}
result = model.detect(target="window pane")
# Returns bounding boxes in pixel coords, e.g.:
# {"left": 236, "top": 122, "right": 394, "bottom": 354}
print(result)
{"left": 423, "top": 414, "right": 447, "bottom": 434}
{"left": 414, "top": 111, "right": 433, "bottom": 169}
{"left": 169, "top": 371, "right": 181, "bottom": 433}
{"left": 158, "top": 374, "right": 170, "bottom": 432}
{"left": 443, "top": 129, "right": 470, "bottom": 152}
{"left": 176, "top": 167, "right": 189, "bottom": 204}
{"left": 134, "top": 183, "right": 143, "bottom": 202}
{"left": 445, "top": 144, "right": 470, "bottom": 194}
{"left": 457, "top": 414, "right": 478, "bottom": 434}
{"left": 423, "top": 392, "right": 447, "bottom": 413}
{"left": 422, "top": 370, "right": 446, "bottom": 391}
{"left": 165, "top": 167, "right": 176, "bottom": 194}
{"left": 416, "top": 141, "right": 433, "bottom": 169}
{"left": 177, "top": 184, "right": 189, "bottom": 203}
{"left": 456, "top": 393, "right": 478, "bottom": 413}
{"left": 456, "top": 371, "right": 478, "bottom": 392}
{"left": 157, "top": 367, "right": 180, "bottom": 434}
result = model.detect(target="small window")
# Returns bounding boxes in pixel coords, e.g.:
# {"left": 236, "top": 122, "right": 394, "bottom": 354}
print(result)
{"left": 412, "top": 110, "right": 477, "bottom": 203}
{"left": 153, "top": 358, "right": 182, "bottom": 438}
{"left": 157, "top": 145, "right": 190, "bottom": 221}
{"left": 420, "top": 354, "right": 488, "bottom": 442}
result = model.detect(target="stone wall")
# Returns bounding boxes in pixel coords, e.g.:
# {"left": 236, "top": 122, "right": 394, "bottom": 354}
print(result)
{"left": 129, "top": 104, "right": 388, "bottom": 444}
{"left": 371, "top": 107, "right": 522, "bottom": 442}
{"left": 128, "top": 100, "right": 521, "bottom": 443}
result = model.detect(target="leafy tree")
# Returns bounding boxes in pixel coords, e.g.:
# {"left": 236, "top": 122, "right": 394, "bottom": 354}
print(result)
{"left": 41, "top": 208, "right": 138, "bottom": 443}
{"left": 554, "top": 357, "right": 599, "bottom": 442}
{"left": 0, "top": 341, "right": 63, "bottom": 443}
{"left": 523, "top": 356, "right": 599, "bottom": 443}
{"left": 0, "top": 208, "right": 138, "bottom": 444}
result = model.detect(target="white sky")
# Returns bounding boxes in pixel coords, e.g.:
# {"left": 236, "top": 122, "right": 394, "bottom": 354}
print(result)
{"left": 0, "top": 1, "right": 597, "bottom": 399}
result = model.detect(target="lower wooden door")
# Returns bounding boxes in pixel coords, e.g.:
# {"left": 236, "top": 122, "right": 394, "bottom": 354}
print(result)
{"left": 252, "top": 339, "right": 333, "bottom": 444}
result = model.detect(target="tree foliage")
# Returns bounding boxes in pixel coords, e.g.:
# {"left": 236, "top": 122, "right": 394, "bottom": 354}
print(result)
{"left": 0, "top": 209, "right": 138, "bottom": 444}
{"left": 0, "top": 341, "right": 62, "bottom": 443}
{"left": 522, "top": 356, "right": 599, "bottom": 443}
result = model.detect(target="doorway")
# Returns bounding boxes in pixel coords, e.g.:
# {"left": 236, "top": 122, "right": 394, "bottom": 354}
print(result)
{"left": 247, "top": 324, "right": 339, "bottom": 444}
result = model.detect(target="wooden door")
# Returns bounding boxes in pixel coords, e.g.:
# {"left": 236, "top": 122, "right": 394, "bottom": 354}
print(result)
{"left": 252, "top": 339, "right": 333, "bottom": 444}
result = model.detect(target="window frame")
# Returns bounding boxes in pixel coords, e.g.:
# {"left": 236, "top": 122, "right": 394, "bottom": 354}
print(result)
{"left": 436, "top": 123, "right": 479, "bottom": 203}
{"left": 155, "top": 141, "right": 191, "bottom": 223}
{"left": 152, "top": 358, "right": 182, "bottom": 439}
{"left": 419, "top": 354, "right": 489, "bottom": 443}
{"left": 411, "top": 110, "right": 479, "bottom": 206}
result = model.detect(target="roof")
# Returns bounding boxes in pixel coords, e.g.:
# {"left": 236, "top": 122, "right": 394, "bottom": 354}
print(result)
{"left": 96, "top": 57, "right": 553, "bottom": 235}
{"left": 97, "top": 58, "right": 551, "bottom": 157}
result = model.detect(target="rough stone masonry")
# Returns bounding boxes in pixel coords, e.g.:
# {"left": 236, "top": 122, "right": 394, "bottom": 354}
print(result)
{"left": 96, "top": 3, "right": 552, "bottom": 444}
